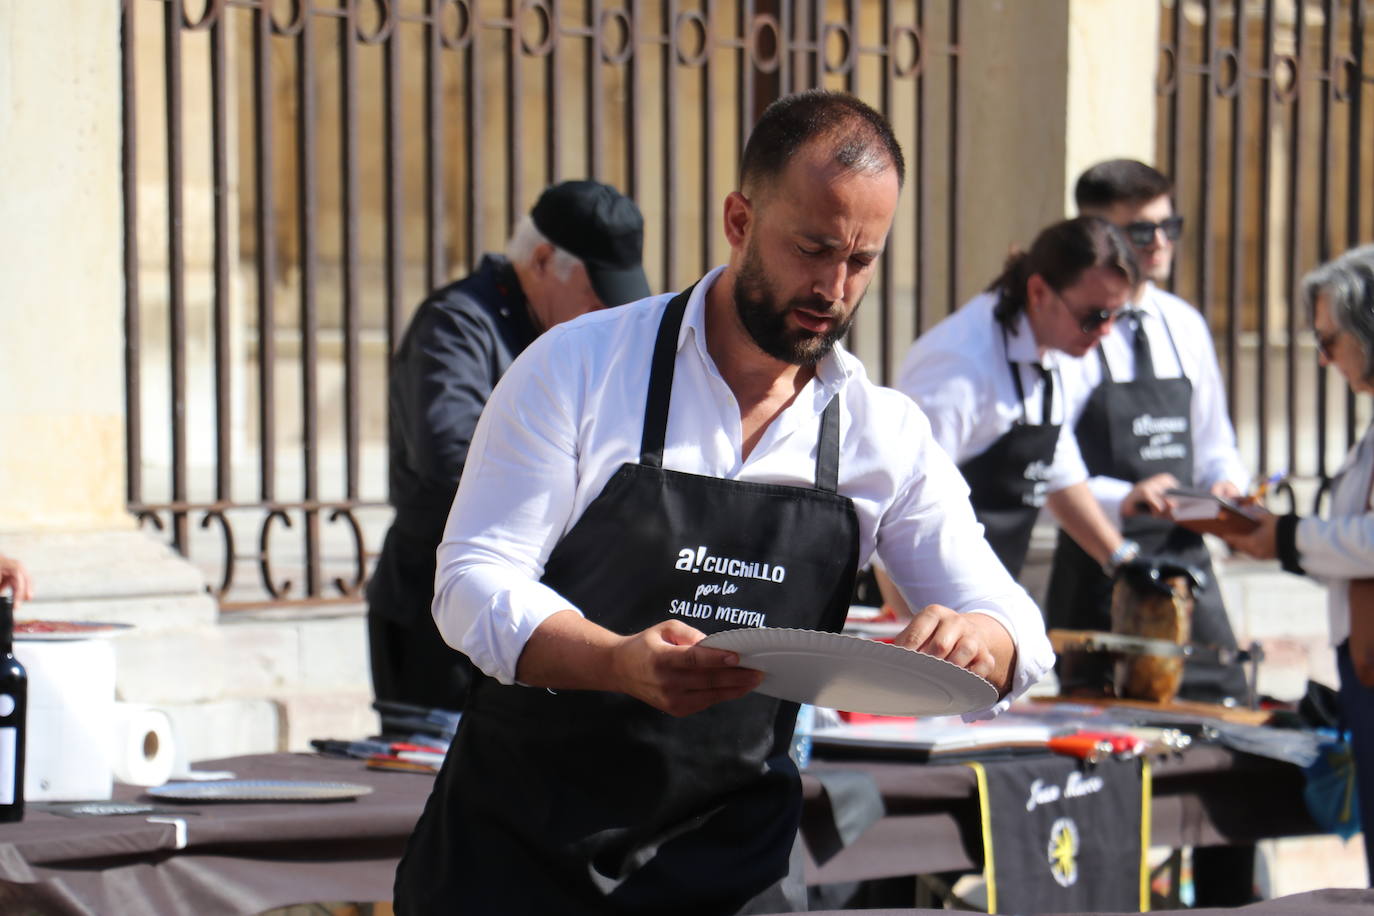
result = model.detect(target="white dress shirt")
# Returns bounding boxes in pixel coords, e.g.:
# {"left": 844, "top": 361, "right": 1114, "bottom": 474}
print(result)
{"left": 1058, "top": 283, "right": 1250, "bottom": 521}
{"left": 433, "top": 266, "right": 1055, "bottom": 717}
{"left": 894, "top": 292, "right": 1088, "bottom": 493}
{"left": 1297, "top": 420, "right": 1374, "bottom": 647}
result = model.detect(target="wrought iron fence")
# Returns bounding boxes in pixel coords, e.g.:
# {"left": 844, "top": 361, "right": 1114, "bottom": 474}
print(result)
{"left": 120, "top": 0, "right": 965, "bottom": 610}
{"left": 1156, "top": 0, "right": 1374, "bottom": 513}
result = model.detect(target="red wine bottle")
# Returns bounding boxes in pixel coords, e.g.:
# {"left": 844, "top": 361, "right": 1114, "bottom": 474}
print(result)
{"left": 0, "top": 595, "right": 26, "bottom": 822}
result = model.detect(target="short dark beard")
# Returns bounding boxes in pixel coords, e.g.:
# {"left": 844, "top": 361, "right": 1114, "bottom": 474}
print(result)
{"left": 733, "top": 242, "right": 854, "bottom": 366}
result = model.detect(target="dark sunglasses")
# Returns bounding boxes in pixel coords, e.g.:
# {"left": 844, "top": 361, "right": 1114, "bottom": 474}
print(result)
{"left": 1054, "top": 291, "right": 1120, "bottom": 335}
{"left": 1123, "top": 215, "right": 1185, "bottom": 247}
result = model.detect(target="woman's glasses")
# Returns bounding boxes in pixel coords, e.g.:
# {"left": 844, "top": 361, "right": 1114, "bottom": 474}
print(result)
{"left": 1055, "top": 291, "right": 1121, "bottom": 335}
{"left": 1123, "top": 215, "right": 1185, "bottom": 247}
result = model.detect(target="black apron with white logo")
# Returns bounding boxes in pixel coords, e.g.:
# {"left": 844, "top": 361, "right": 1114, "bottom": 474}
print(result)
{"left": 1045, "top": 315, "right": 1245, "bottom": 701}
{"left": 958, "top": 334, "right": 1060, "bottom": 578}
{"left": 394, "top": 288, "right": 861, "bottom": 915}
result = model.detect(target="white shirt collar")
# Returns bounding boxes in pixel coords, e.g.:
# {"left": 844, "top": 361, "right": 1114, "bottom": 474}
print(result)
{"left": 1006, "top": 310, "right": 1057, "bottom": 368}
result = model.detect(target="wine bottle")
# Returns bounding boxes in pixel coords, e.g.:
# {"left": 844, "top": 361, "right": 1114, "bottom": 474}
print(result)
{"left": 0, "top": 595, "right": 26, "bottom": 822}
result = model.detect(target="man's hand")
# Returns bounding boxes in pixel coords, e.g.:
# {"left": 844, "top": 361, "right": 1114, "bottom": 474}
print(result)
{"left": 1121, "top": 473, "right": 1181, "bottom": 518}
{"left": 894, "top": 605, "right": 1016, "bottom": 696}
{"left": 1210, "top": 480, "right": 1243, "bottom": 501}
{"left": 610, "top": 620, "right": 765, "bottom": 717}
{"left": 0, "top": 555, "right": 32, "bottom": 608}
{"left": 1222, "top": 509, "right": 1279, "bottom": 559}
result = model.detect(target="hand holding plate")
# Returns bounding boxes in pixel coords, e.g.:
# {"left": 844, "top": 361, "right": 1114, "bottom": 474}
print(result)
{"left": 894, "top": 604, "right": 1014, "bottom": 696}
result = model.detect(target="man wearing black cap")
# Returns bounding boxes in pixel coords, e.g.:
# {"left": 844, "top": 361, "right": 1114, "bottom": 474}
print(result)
{"left": 366, "top": 179, "right": 649, "bottom": 713}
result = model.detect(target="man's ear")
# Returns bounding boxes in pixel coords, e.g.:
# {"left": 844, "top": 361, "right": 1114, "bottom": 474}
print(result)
{"left": 1025, "top": 272, "right": 1051, "bottom": 313}
{"left": 530, "top": 241, "right": 555, "bottom": 278}
{"left": 722, "top": 190, "right": 752, "bottom": 248}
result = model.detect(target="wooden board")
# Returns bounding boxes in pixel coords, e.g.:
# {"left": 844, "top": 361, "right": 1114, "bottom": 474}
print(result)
{"left": 1029, "top": 694, "right": 1272, "bottom": 726}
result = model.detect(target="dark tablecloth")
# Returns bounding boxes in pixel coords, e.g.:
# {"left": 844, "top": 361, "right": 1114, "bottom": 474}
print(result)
{"left": 0, "top": 746, "right": 1327, "bottom": 915}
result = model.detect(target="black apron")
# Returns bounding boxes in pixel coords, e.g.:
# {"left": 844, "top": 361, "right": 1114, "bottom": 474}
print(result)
{"left": 957, "top": 332, "right": 1061, "bottom": 578}
{"left": 394, "top": 287, "right": 861, "bottom": 915}
{"left": 1045, "top": 313, "right": 1246, "bottom": 702}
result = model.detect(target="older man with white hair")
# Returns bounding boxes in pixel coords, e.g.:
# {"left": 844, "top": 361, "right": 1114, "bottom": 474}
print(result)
{"left": 366, "top": 180, "right": 650, "bottom": 714}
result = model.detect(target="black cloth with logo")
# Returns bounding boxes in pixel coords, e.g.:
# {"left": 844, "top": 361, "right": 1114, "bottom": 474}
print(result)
{"left": 972, "top": 754, "right": 1146, "bottom": 914}
{"left": 1045, "top": 314, "right": 1246, "bottom": 702}
{"left": 394, "top": 288, "right": 861, "bottom": 915}
{"left": 957, "top": 333, "right": 1061, "bottom": 579}
{"left": 365, "top": 255, "right": 539, "bottom": 712}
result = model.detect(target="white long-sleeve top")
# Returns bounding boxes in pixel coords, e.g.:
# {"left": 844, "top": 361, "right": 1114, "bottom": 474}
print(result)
{"left": 1296, "top": 420, "right": 1374, "bottom": 647}
{"left": 1058, "top": 283, "right": 1250, "bottom": 521}
{"left": 432, "top": 266, "right": 1055, "bottom": 717}
{"left": 894, "top": 292, "right": 1088, "bottom": 493}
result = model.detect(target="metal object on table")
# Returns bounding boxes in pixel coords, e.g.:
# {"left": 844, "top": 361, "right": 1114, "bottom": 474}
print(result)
{"left": 1049, "top": 628, "right": 1266, "bottom": 710}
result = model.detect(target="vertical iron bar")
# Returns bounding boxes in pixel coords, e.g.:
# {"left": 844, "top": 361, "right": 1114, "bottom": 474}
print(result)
{"left": 164, "top": 1, "right": 189, "bottom": 553}
{"left": 627, "top": 0, "right": 641, "bottom": 202}
{"left": 740, "top": 0, "right": 754, "bottom": 147}
{"left": 1166, "top": 0, "right": 1183, "bottom": 191}
{"left": 427, "top": 0, "right": 445, "bottom": 290}
{"left": 1256, "top": 0, "right": 1275, "bottom": 475}
{"left": 914, "top": 0, "right": 926, "bottom": 334}
{"left": 1224, "top": 0, "right": 1245, "bottom": 425}
{"left": 664, "top": 0, "right": 679, "bottom": 290}
{"left": 1197, "top": 0, "right": 1217, "bottom": 323}
{"left": 465, "top": 3, "right": 484, "bottom": 269}
{"left": 702, "top": 0, "right": 715, "bottom": 277}
{"left": 946, "top": 0, "right": 959, "bottom": 313}
{"left": 546, "top": 0, "right": 557, "bottom": 185}
{"left": 878, "top": 0, "right": 894, "bottom": 383}
{"left": 384, "top": 11, "right": 405, "bottom": 351}
{"left": 211, "top": 7, "right": 232, "bottom": 504}
{"left": 507, "top": 1, "right": 524, "bottom": 234}
{"left": 578, "top": 0, "right": 594, "bottom": 182}
{"left": 297, "top": 10, "right": 321, "bottom": 597}
{"left": 1344, "top": 0, "right": 1363, "bottom": 448}
{"left": 1316, "top": 0, "right": 1335, "bottom": 481}
{"left": 1284, "top": 0, "right": 1305, "bottom": 478}
{"left": 341, "top": 2, "right": 362, "bottom": 502}
{"left": 254, "top": 0, "right": 278, "bottom": 504}
{"left": 122, "top": 0, "right": 142, "bottom": 508}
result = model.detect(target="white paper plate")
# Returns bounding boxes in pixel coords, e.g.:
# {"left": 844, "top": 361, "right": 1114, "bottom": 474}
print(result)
{"left": 147, "top": 779, "right": 372, "bottom": 803}
{"left": 698, "top": 627, "right": 997, "bottom": 716}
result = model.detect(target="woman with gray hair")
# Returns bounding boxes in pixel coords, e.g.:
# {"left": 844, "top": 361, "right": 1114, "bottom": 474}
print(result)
{"left": 1226, "top": 243, "right": 1374, "bottom": 886}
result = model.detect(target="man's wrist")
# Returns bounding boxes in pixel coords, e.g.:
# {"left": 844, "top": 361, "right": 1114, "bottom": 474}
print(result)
{"left": 1103, "top": 539, "right": 1141, "bottom": 577}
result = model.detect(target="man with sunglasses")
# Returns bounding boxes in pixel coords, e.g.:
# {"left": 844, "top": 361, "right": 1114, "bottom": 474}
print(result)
{"left": 896, "top": 217, "right": 1136, "bottom": 582}
{"left": 1047, "top": 159, "right": 1250, "bottom": 710}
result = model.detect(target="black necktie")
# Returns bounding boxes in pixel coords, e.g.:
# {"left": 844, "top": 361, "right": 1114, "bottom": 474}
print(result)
{"left": 1128, "top": 310, "right": 1155, "bottom": 380}
{"left": 1035, "top": 364, "right": 1054, "bottom": 425}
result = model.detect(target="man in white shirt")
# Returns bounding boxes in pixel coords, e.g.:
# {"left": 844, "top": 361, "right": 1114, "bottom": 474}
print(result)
{"left": 394, "top": 90, "right": 1054, "bottom": 915}
{"left": 897, "top": 216, "right": 1136, "bottom": 580}
{"left": 1047, "top": 159, "right": 1250, "bottom": 705}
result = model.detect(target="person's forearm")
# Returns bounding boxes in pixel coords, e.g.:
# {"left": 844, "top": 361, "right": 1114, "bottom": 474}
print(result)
{"left": 513, "top": 610, "right": 624, "bottom": 690}
{"left": 1047, "top": 481, "right": 1124, "bottom": 567}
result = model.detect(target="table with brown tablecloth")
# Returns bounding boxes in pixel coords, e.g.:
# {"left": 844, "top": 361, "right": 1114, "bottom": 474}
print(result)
{"left": 0, "top": 745, "right": 1325, "bottom": 915}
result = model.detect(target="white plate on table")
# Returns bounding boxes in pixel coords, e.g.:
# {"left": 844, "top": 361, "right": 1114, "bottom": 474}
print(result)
{"left": 698, "top": 627, "right": 997, "bottom": 717}
{"left": 147, "top": 779, "right": 372, "bottom": 803}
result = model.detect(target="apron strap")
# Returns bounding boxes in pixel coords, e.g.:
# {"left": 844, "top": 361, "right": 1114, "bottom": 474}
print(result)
{"left": 641, "top": 282, "right": 842, "bottom": 493}
{"left": 1095, "top": 344, "right": 1115, "bottom": 383}
{"left": 1002, "top": 326, "right": 1052, "bottom": 426}
{"left": 815, "top": 395, "right": 841, "bottom": 493}
{"left": 640, "top": 286, "right": 695, "bottom": 468}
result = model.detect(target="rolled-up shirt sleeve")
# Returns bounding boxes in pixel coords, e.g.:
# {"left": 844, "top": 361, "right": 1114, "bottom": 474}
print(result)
{"left": 431, "top": 329, "right": 585, "bottom": 684}
{"left": 874, "top": 406, "right": 1056, "bottom": 719}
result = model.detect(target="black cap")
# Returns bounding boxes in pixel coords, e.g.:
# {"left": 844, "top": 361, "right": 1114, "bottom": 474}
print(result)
{"left": 530, "top": 180, "right": 650, "bottom": 306}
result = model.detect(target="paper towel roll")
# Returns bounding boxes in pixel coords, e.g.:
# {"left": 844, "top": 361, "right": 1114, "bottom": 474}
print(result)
{"left": 109, "top": 703, "right": 176, "bottom": 787}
